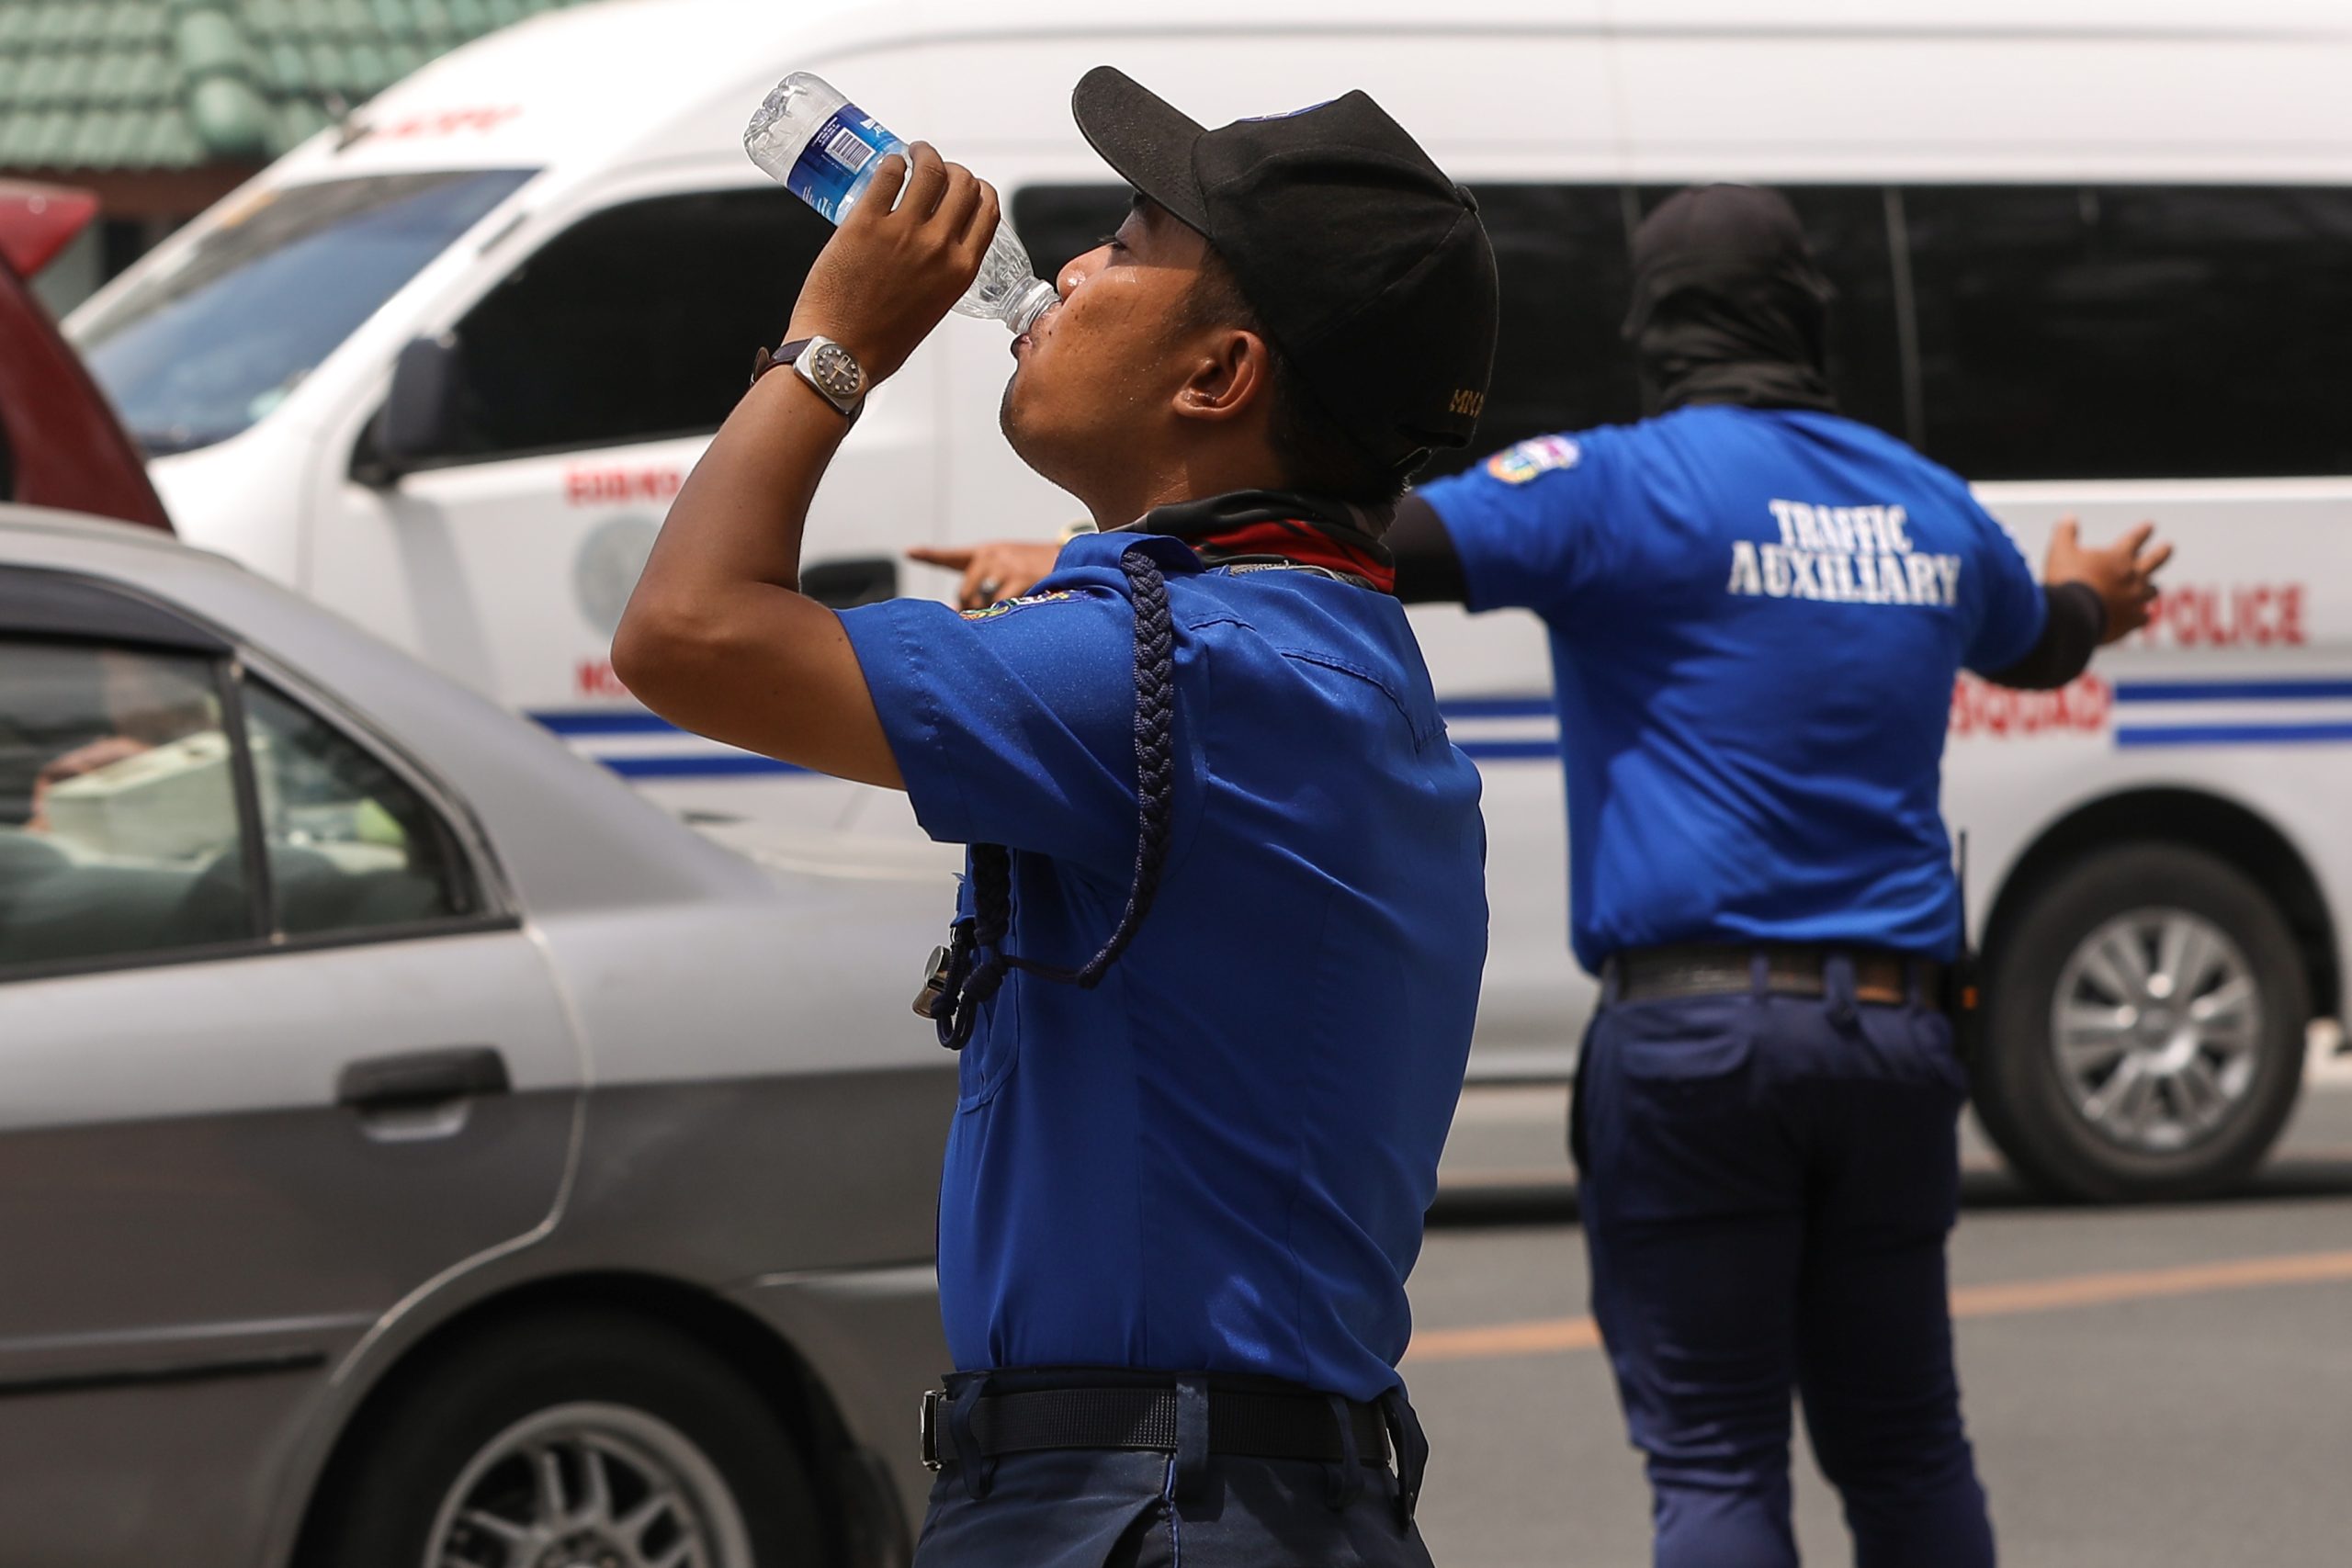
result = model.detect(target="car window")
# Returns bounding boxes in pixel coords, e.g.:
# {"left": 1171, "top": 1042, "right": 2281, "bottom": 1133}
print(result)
{"left": 0, "top": 639, "right": 255, "bottom": 968}
{"left": 1903, "top": 185, "right": 2352, "bottom": 479}
{"left": 240, "top": 681, "right": 476, "bottom": 935}
{"left": 74, "top": 170, "right": 533, "bottom": 456}
{"left": 431, "top": 186, "right": 834, "bottom": 461}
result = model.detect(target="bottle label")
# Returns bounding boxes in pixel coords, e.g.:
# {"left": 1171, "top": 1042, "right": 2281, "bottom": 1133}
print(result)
{"left": 786, "top": 103, "right": 896, "bottom": 220}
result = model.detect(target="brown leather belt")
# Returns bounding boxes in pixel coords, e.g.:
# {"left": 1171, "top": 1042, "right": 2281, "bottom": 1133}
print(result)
{"left": 1606, "top": 943, "right": 1941, "bottom": 1009}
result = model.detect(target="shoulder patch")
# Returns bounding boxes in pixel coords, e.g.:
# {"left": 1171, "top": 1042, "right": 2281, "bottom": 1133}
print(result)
{"left": 959, "top": 589, "right": 1077, "bottom": 621}
{"left": 1486, "top": 434, "right": 1581, "bottom": 485}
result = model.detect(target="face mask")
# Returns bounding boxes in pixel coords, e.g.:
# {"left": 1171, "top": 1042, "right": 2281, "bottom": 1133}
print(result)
{"left": 1622, "top": 185, "right": 1838, "bottom": 418}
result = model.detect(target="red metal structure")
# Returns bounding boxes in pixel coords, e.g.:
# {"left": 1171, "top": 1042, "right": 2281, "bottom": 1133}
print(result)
{"left": 0, "top": 182, "right": 172, "bottom": 533}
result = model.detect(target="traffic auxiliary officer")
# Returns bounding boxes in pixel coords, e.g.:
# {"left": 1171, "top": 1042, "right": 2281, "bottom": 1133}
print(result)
{"left": 1384, "top": 184, "right": 2171, "bottom": 1568}
{"left": 613, "top": 69, "right": 1498, "bottom": 1568}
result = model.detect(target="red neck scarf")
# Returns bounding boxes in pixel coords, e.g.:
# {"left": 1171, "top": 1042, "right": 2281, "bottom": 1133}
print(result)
{"left": 1125, "top": 490, "right": 1397, "bottom": 595}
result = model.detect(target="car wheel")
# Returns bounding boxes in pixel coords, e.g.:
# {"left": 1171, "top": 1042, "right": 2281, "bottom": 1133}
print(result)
{"left": 1974, "top": 841, "right": 2308, "bottom": 1202}
{"left": 301, "top": 1308, "right": 824, "bottom": 1568}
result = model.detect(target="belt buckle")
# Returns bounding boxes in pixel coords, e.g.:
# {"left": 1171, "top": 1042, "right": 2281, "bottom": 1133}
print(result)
{"left": 920, "top": 1389, "right": 944, "bottom": 1471}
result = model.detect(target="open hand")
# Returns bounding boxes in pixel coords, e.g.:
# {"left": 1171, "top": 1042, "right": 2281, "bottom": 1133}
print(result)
{"left": 908, "top": 540, "right": 1064, "bottom": 611}
{"left": 2044, "top": 516, "right": 2172, "bottom": 643}
{"left": 786, "top": 142, "right": 1001, "bottom": 383}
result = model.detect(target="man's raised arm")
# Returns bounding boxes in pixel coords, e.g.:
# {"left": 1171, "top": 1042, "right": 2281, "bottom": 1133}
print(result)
{"left": 612, "top": 143, "right": 1002, "bottom": 787}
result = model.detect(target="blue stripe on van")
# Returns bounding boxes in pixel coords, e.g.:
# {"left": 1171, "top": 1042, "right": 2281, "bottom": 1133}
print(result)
{"left": 1455, "top": 739, "right": 1563, "bottom": 761}
{"left": 2115, "top": 722, "right": 2352, "bottom": 749}
{"left": 601, "top": 753, "right": 807, "bottom": 779}
{"left": 2115, "top": 679, "right": 2352, "bottom": 705}
{"left": 529, "top": 709, "right": 681, "bottom": 736}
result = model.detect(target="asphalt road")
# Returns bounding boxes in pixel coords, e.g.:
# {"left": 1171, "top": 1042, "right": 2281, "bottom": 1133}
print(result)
{"left": 1408, "top": 1063, "right": 2352, "bottom": 1567}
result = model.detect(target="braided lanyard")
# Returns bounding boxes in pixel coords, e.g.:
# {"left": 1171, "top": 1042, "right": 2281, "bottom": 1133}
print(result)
{"left": 924, "top": 546, "right": 1177, "bottom": 1051}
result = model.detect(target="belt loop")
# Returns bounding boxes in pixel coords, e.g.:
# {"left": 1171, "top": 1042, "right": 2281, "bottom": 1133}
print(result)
{"left": 1826, "top": 951, "right": 1860, "bottom": 1026}
{"left": 1747, "top": 948, "right": 1770, "bottom": 1001}
{"left": 1323, "top": 1393, "right": 1366, "bottom": 1510}
{"left": 1379, "top": 1388, "right": 1429, "bottom": 1527}
{"left": 947, "top": 1374, "right": 994, "bottom": 1500}
{"left": 1600, "top": 955, "right": 1622, "bottom": 1007}
{"left": 1171, "top": 1375, "right": 1211, "bottom": 1501}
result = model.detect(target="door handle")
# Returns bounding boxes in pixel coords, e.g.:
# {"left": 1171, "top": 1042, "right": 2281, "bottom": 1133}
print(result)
{"left": 336, "top": 1045, "right": 510, "bottom": 1111}
{"left": 799, "top": 556, "right": 898, "bottom": 609}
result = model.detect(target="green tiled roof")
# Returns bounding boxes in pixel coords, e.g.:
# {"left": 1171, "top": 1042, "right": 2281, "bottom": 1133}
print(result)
{"left": 0, "top": 0, "right": 594, "bottom": 170}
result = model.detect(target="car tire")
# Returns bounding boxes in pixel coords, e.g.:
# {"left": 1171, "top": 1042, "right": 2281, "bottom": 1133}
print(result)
{"left": 300, "top": 1307, "right": 824, "bottom": 1568}
{"left": 1973, "top": 841, "right": 2308, "bottom": 1202}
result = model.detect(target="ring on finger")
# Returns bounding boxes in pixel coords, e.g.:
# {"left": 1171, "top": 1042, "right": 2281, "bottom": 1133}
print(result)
{"left": 977, "top": 576, "right": 1004, "bottom": 602}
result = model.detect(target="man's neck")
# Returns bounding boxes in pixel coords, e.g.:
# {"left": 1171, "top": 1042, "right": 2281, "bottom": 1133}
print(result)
{"left": 1077, "top": 450, "right": 1292, "bottom": 530}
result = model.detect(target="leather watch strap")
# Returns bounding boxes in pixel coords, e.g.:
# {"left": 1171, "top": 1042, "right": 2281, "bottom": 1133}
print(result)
{"left": 751, "top": 336, "right": 865, "bottom": 424}
{"left": 749, "top": 338, "right": 808, "bottom": 386}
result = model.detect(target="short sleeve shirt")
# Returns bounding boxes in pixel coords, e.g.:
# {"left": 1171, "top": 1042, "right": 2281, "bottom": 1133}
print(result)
{"left": 836, "top": 529, "right": 1487, "bottom": 1400}
{"left": 1417, "top": 405, "right": 2044, "bottom": 968}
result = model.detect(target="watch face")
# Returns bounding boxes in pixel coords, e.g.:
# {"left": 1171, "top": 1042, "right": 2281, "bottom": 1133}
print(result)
{"left": 809, "top": 342, "right": 865, "bottom": 400}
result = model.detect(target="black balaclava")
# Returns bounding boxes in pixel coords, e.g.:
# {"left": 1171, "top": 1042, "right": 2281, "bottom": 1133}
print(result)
{"left": 1624, "top": 184, "right": 1837, "bottom": 417}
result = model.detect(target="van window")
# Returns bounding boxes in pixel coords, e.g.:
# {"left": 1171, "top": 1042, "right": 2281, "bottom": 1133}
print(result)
{"left": 74, "top": 170, "right": 532, "bottom": 456}
{"left": 241, "top": 681, "right": 475, "bottom": 934}
{"left": 433, "top": 188, "right": 832, "bottom": 461}
{"left": 1904, "top": 186, "right": 2352, "bottom": 479}
{"left": 1009, "top": 185, "right": 1133, "bottom": 287}
{"left": 1629, "top": 185, "right": 1910, "bottom": 446}
{"left": 0, "top": 640, "right": 254, "bottom": 969}
{"left": 1012, "top": 184, "right": 1651, "bottom": 484}
{"left": 1421, "top": 185, "right": 1641, "bottom": 480}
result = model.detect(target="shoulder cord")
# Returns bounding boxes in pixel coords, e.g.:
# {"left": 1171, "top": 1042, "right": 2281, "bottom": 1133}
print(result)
{"left": 934, "top": 546, "right": 1177, "bottom": 1050}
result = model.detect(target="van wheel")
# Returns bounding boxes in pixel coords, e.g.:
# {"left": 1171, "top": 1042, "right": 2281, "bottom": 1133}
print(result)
{"left": 1973, "top": 842, "right": 2307, "bottom": 1202}
{"left": 301, "top": 1308, "right": 823, "bottom": 1568}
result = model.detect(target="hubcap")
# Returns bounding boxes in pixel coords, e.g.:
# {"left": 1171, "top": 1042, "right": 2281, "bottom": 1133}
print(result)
{"left": 424, "top": 1403, "right": 753, "bottom": 1568}
{"left": 2050, "top": 908, "right": 2262, "bottom": 1155}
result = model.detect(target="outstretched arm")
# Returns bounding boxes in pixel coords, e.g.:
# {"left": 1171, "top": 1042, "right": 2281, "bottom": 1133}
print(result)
{"left": 612, "top": 144, "right": 1001, "bottom": 788}
{"left": 1984, "top": 518, "right": 2171, "bottom": 691}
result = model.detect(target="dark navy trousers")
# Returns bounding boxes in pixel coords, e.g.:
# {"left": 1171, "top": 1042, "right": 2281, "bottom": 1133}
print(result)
{"left": 910, "top": 1371, "right": 1435, "bottom": 1568}
{"left": 1573, "top": 959, "right": 1996, "bottom": 1568}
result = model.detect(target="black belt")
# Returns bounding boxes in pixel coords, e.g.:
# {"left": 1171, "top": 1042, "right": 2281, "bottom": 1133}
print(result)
{"left": 1606, "top": 943, "right": 1941, "bottom": 1009}
{"left": 920, "top": 1383, "right": 1391, "bottom": 1471}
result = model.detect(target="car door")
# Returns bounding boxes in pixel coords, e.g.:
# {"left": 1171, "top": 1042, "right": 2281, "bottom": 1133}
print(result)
{"left": 0, "top": 569, "right": 580, "bottom": 1562}
{"left": 312, "top": 176, "right": 941, "bottom": 831}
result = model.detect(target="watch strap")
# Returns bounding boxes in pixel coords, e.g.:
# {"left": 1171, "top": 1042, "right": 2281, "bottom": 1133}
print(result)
{"left": 751, "top": 335, "right": 865, "bottom": 423}
{"left": 750, "top": 337, "right": 813, "bottom": 387}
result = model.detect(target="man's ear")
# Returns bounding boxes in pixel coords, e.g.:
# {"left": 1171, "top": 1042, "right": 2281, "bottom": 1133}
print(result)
{"left": 1173, "top": 327, "right": 1276, "bottom": 428}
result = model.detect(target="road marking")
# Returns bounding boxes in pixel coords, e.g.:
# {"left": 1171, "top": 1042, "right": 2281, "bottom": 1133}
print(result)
{"left": 1405, "top": 1247, "right": 2352, "bottom": 1364}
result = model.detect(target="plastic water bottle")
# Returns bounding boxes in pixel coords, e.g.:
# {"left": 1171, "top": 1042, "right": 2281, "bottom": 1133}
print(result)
{"left": 744, "top": 73, "right": 1058, "bottom": 334}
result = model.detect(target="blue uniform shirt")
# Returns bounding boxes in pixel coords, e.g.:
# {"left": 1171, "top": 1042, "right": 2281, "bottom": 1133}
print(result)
{"left": 1419, "top": 404, "right": 2045, "bottom": 970}
{"left": 838, "top": 527, "right": 1487, "bottom": 1401}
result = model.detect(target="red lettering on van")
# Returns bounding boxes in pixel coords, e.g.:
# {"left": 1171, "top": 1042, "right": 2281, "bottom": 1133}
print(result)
{"left": 1950, "top": 671, "right": 2112, "bottom": 739}
{"left": 564, "top": 466, "right": 684, "bottom": 505}
{"left": 2138, "top": 583, "right": 2307, "bottom": 649}
{"left": 576, "top": 659, "right": 630, "bottom": 698}
{"left": 367, "top": 107, "right": 521, "bottom": 141}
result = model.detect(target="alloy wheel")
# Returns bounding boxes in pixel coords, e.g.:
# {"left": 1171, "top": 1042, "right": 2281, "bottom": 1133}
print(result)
{"left": 425, "top": 1402, "right": 756, "bottom": 1568}
{"left": 2049, "top": 908, "right": 2262, "bottom": 1155}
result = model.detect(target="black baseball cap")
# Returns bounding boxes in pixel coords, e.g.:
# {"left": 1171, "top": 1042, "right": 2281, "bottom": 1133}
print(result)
{"left": 1070, "top": 66, "right": 1498, "bottom": 477}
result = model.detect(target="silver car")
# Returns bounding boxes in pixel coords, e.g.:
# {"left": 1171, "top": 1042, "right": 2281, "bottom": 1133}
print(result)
{"left": 0, "top": 504, "right": 956, "bottom": 1568}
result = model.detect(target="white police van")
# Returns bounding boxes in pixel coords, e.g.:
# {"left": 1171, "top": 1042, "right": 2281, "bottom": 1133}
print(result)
{"left": 68, "top": 0, "right": 2352, "bottom": 1200}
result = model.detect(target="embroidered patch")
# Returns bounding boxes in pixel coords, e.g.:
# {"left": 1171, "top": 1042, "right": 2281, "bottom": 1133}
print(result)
{"left": 1486, "top": 434, "right": 1581, "bottom": 484}
{"left": 959, "top": 589, "right": 1077, "bottom": 620}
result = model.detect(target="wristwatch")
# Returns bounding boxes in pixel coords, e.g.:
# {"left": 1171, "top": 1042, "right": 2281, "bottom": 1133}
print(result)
{"left": 752, "top": 335, "right": 866, "bottom": 422}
